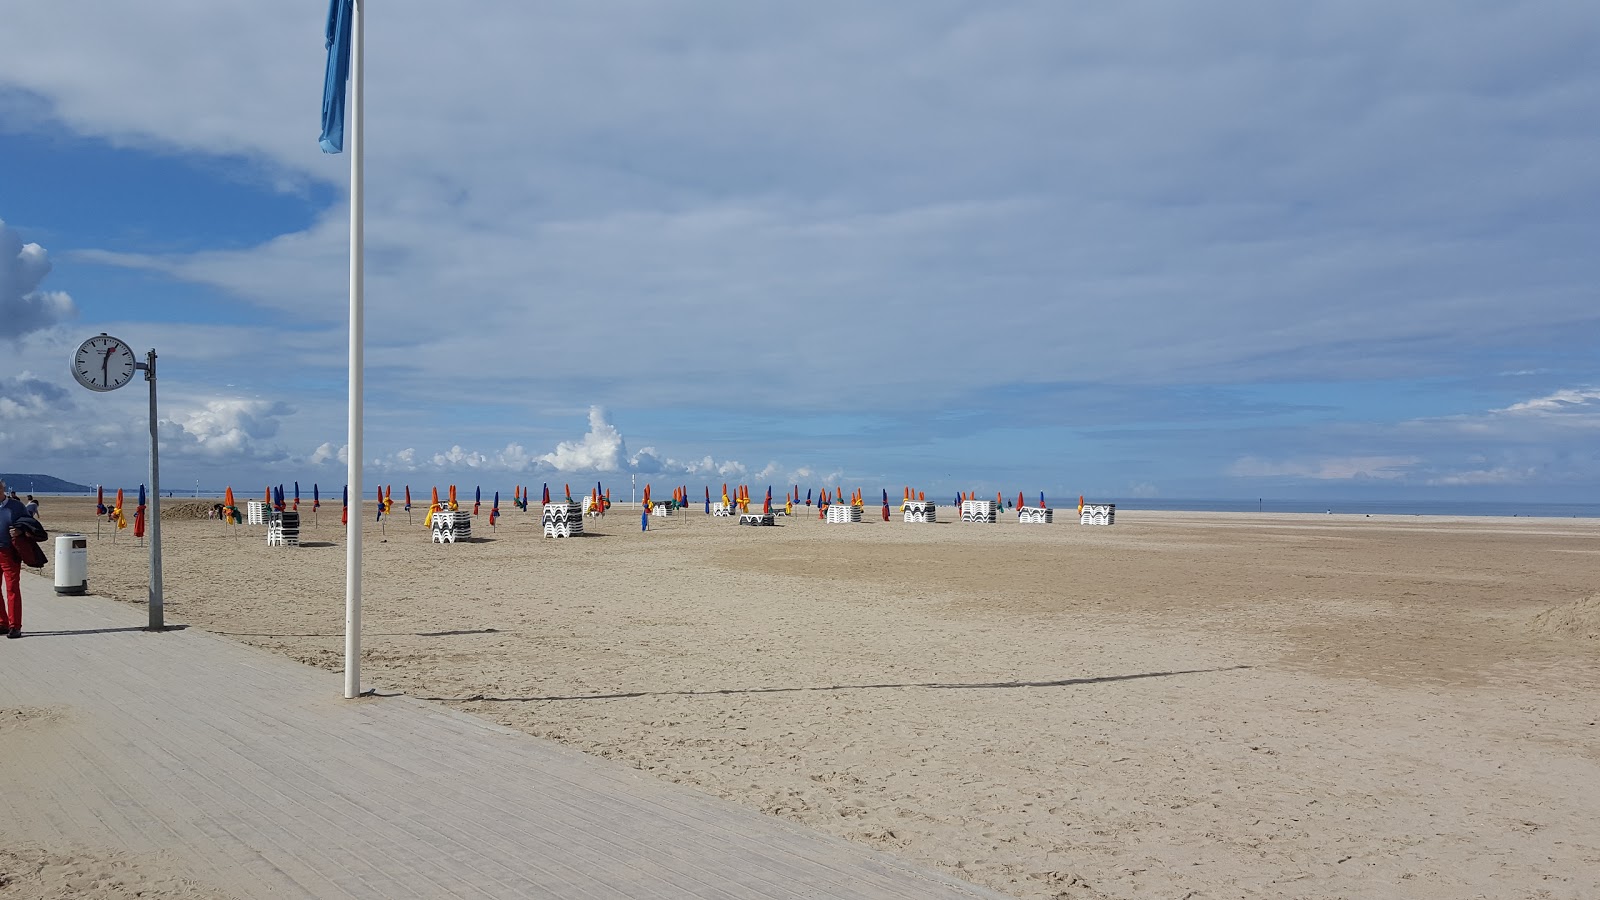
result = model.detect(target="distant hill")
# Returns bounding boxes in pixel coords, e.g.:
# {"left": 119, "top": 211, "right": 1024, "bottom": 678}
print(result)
{"left": 0, "top": 473, "right": 94, "bottom": 493}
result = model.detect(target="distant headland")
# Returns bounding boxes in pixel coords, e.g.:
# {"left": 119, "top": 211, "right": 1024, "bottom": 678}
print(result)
{"left": 0, "top": 473, "right": 94, "bottom": 493}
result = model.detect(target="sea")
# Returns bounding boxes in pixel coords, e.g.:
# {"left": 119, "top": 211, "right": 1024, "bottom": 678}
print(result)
{"left": 37, "top": 490, "right": 1600, "bottom": 519}
{"left": 1111, "top": 498, "right": 1600, "bottom": 518}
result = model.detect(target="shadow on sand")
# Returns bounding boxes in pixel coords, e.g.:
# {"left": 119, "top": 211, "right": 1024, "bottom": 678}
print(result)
{"left": 409, "top": 665, "right": 1253, "bottom": 703}
{"left": 21, "top": 624, "right": 191, "bottom": 638}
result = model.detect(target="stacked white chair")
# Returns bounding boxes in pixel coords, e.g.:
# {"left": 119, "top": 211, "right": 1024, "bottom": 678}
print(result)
{"left": 651, "top": 502, "right": 674, "bottom": 517}
{"left": 431, "top": 509, "right": 473, "bottom": 543}
{"left": 246, "top": 500, "right": 269, "bottom": 525}
{"left": 267, "top": 510, "right": 301, "bottom": 546}
{"left": 542, "top": 502, "right": 585, "bottom": 538}
{"left": 1080, "top": 503, "right": 1116, "bottom": 525}
{"left": 902, "top": 501, "right": 936, "bottom": 523}
{"left": 711, "top": 503, "right": 732, "bottom": 516}
{"left": 960, "top": 500, "right": 996, "bottom": 523}
{"left": 825, "top": 504, "right": 863, "bottom": 524}
{"left": 738, "top": 512, "right": 776, "bottom": 526}
{"left": 1017, "top": 506, "right": 1053, "bottom": 524}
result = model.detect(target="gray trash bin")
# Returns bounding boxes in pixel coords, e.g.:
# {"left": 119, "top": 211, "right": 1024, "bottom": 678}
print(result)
{"left": 54, "top": 533, "right": 88, "bottom": 595}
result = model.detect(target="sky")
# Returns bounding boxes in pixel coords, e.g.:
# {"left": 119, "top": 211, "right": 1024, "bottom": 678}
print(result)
{"left": 2, "top": 1, "right": 1597, "bottom": 504}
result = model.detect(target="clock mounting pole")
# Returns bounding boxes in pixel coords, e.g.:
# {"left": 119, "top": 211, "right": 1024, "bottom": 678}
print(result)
{"left": 137, "top": 348, "right": 164, "bottom": 631}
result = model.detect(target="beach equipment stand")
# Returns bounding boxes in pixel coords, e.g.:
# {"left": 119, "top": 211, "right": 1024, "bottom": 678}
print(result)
{"left": 825, "top": 505, "right": 863, "bottom": 524}
{"left": 543, "top": 502, "right": 584, "bottom": 538}
{"left": 247, "top": 500, "right": 270, "bottom": 525}
{"left": 1079, "top": 503, "right": 1116, "bottom": 525}
{"left": 960, "top": 499, "right": 996, "bottom": 523}
{"left": 267, "top": 510, "right": 302, "bottom": 546}
{"left": 1017, "top": 506, "right": 1053, "bottom": 524}
{"left": 431, "top": 510, "right": 473, "bottom": 543}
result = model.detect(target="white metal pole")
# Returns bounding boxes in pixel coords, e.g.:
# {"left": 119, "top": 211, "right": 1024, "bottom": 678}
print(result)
{"left": 343, "top": 0, "right": 365, "bottom": 700}
{"left": 146, "top": 350, "right": 164, "bottom": 630}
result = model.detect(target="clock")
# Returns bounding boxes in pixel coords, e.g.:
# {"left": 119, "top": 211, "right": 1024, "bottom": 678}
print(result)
{"left": 71, "top": 333, "right": 140, "bottom": 392}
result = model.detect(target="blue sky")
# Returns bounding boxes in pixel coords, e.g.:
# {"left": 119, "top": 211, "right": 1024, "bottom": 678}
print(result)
{"left": 2, "top": 1, "right": 1597, "bottom": 503}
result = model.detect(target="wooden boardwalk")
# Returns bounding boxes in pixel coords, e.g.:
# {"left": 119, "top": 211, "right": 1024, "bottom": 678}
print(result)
{"left": 0, "top": 574, "right": 1005, "bottom": 899}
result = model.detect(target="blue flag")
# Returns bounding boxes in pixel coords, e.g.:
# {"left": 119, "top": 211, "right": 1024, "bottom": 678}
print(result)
{"left": 320, "top": 0, "right": 354, "bottom": 153}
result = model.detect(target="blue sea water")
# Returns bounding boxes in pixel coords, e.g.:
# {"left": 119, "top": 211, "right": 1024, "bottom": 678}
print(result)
{"left": 39, "top": 490, "right": 1600, "bottom": 519}
{"left": 1112, "top": 498, "right": 1600, "bottom": 518}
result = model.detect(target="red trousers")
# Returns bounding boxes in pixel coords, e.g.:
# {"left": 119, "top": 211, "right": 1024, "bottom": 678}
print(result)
{"left": 0, "top": 545, "right": 20, "bottom": 632}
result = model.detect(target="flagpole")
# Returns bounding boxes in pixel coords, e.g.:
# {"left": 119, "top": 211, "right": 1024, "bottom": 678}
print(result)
{"left": 343, "top": 0, "right": 364, "bottom": 700}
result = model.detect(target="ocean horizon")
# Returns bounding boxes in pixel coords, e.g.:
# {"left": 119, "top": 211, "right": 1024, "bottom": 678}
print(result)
{"left": 1114, "top": 498, "right": 1600, "bottom": 518}
{"left": 31, "top": 490, "right": 1600, "bottom": 520}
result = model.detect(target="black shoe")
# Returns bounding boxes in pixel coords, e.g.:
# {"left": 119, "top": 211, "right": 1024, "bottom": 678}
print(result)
{"left": 6, "top": 629, "right": 19, "bottom": 639}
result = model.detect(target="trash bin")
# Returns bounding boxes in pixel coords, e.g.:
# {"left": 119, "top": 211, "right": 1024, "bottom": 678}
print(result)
{"left": 54, "top": 533, "right": 88, "bottom": 595}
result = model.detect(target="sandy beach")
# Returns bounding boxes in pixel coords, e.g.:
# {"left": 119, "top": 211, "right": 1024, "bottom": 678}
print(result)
{"left": 9, "top": 497, "right": 1599, "bottom": 899}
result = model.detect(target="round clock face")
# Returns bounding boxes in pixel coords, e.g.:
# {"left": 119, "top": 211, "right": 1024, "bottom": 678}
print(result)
{"left": 72, "top": 334, "right": 139, "bottom": 392}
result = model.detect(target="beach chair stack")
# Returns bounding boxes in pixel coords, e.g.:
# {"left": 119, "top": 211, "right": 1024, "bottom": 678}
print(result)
{"left": 825, "top": 504, "right": 863, "bottom": 524}
{"left": 902, "top": 500, "right": 936, "bottom": 523}
{"left": 246, "top": 500, "right": 269, "bottom": 526}
{"left": 1017, "top": 506, "right": 1053, "bottom": 524}
{"left": 738, "top": 512, "right": 776, "bottom": 526}
{"left": 1079, "top": 503, "right": 1116, "bottom": 525}
{"left": 266, "top": 510, "right": 301, "bottom": 547}
{"left": 960, "top": 499, "right": 996, "bottom": 523}
{"left": 431, "top": 510, "right": 473, "bottom": 543}
{"left": 711, "top": 502, "right": 733, "bottom": 516}
{"left": 542, "top": 502, "right": 584, "bottom": 538}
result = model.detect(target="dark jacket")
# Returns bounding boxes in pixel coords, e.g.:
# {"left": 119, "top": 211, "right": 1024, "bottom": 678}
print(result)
{"left": 8, "top": 515, "right": 47, "bottom": 568}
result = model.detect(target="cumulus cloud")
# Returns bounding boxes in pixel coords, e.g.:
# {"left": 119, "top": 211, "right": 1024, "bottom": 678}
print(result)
{"left": 161, "top": 398, "right": 295, "bottom": 460}
{"left": 627, "top": 447, "right": 753, "bottom": 479}
{"left": 425, "top": 443, "right": 536, "bottom": 471}
{"left": 0, "top": 219, "right": 76, "bottom": 338}
{"left": 628, "top": 446, "right": 663, "bottom": 474}
{"left": 0, "top": 371, "right": 71, "bottom": 419}
{"left": 540, "top": 407, "right": 629, "bottom": 472}
{"left": 295, "top": 409, "right": 766, "bottom": 481}
{"left": 310, "top": 442, "right": 348, "bottom": 466}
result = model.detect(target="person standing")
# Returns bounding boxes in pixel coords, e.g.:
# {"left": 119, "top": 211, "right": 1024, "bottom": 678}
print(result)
{"left": 23, "top": 495, "right": 38, "bottom": 518}
{"left": 0, "top": 478, "right": 27, "bottom": 638}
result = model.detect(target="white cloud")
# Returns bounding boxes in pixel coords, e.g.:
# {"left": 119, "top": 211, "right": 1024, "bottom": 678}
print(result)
{"left": 1395, "top": 387, "right": 1600, "bottom": 441}
{"left": 310, "top": 442, "right": 348, "bottom": 466}
{"left": 0, "top": 371, "right": 70, "bottom": 419}
{"left": 1500, "top": 388, "right": 1600, "bottom": 420}
{"left": 540, "top": 407, "right": 628, "bottom": 472}
{"left": 1230, "top": 456, "right": 1419, "bottom": 481}
{"left": 1427, "top": 467, "right": 1538, "bottom": 486}
{"left": 0, "top": 220, "right": 76, "bottom": 338}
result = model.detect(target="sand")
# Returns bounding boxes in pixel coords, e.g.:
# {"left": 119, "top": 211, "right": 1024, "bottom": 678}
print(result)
{"left": 6, "top": 497, "right": 1599, "bottom": 899}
